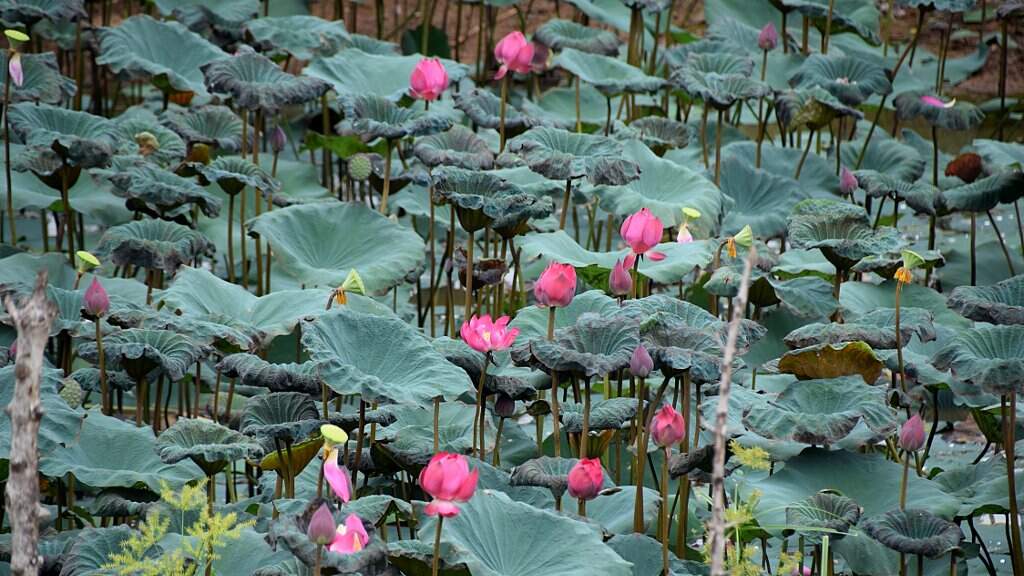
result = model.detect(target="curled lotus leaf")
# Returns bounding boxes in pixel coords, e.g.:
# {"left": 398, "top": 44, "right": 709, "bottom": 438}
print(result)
{"left": 268, "top": 503, "right": 389, "bottom": 572}
{"left": 790, "top": 53, "right": 891, "bottom": 107}
{"left": 303, "top": 48, "right": 469, "bottom": 101}
{"left": 8, "top": 103, "right": 117, "bottom": 168}
{"left": 783, "top": 491, "right": 862, "bottom": 544}
{"left": 561, "top": 397, "right": 639, "bottom": 433}
{"left": 788, "top": 199, "right": 905, "bottom": 272}
{"left": 0, "top": 0, "right": 85, "bottom": 26}
{"left": 719, "top": 156, "right": 809, "bottom": 238}
{"left": 948, "top": 273, "right": 1024, "bottom": 325}
{"left": 127, "top": 308, "right": 261, "bottom": 354}
{"left": 893, "top": 90, "right": 984, "bottom": 131}
{"left": 431, "top": 166, "right": 553, "bottom": 234}
{"left": 672, "top": 54, "right": 767, "bottom": 110}
{"left": 724, "top": 141, "right": 840, "bottom": 198}
{"left": 0, "top": 51, "right": 76, "bottom": 104}
{"left": 506, "top": 126, "right": 640, "bottom": 185}
{"left": 510, "top": 456, "right": 614, "bottom": 504}
{"left": 240, "top": 391, "right": 321, "bottom": 441}
{"left": 193, "top": 155, "right": 278, "bottom": 196}
{"left": 553, "top": 48, "right": 665, "bottom": 96}
{"left": 161, "top": 105, "right": 243, "bottom": 150}
{"left": 202, "top": 48, "right": 330, "bottom": 113}
{"left": 743, "top": 376, "right": 896, "bottom": 445}
{"left": 89, "top": 488, "right": 159, "bottom": 518}
{"left": 850, "top": 250, "right": 944, "bottom": 278}
{"left": 345, "top": 33, "right": 401, "bottom": 55}
{"left": 931, "top": 325, "right": 1024, "bottom": 394}
{"left": 413, "top": 125, "right": 494, "bottom": 170}
{"left": 454, "top": 88, "right": 547, "bottom": 132}
{"left": 533, "top": 19, "right": 620, "bottom": 55}
{"left": 705, "top": 267, "right": 838, "bottom": 319}
{"left": 113, "top": 111, "right": 187, "bottom": 166}
{"left": 107, "top": 162, "right": 221, "bottom": 218}
{"left": 856, "top": 172, "right": 938, "bottom": 213}
{"left": 777, "top": 0, "right": 881, "bottom": 43}
{"left": 375, "top": 403, "right": 490, "bottom": 466}
{"left": 77, "top": 327, "right": 209, "bottom": 382}
{"left": 153, "top": 0, "right": 258, "bottom": 34}
{"left": 778, "top": 341, "right": 884, "bottom": 384}
{"left": 510, "top": 289, "right": 619, "bottom": 341}
{"left": 784, "top": 307, "right": 935, "bottom": 349}
{"left": 862, "top": 509, "right": 962, "bottom": 557}
{"left": 70, "top": 366, "right": 136, "bottom": 392}
{"left": 216, "top": 353, "right": 320, "bottom": 394}
{"left": 245, "top": 15, "right": 350, "bottom": 60}
{"left": 938, "top": 171, "right": 1024, "bottom": 214}
{"left": 842, "top": 136, "right": 925, "bottom": 184}
{"left": 341, "top": 93, "right": 452, "bottom": 141}
{"left": 59, "top": 526, "right": 156, "bottom": 576}
{"left": 776, "top": 87, "right": 863, "bottom": 132}
{"left": 97, "top": 15, "right": 228, "bottom": 97}
{"left": 620, "top": 116, "right": 689, "bottom": 155}
{"left": 156, "top": 417, "right": 263, "bottom": 475}
{"left": 515, "top": 312, "right": 641, "bottom": 379}
{"left": 432, "top": 337, "right": 538, "bottom": 401}
{"left": 94, "top": 219, "right": 213, "bottom": 275}
{"left": 677, "top": 51, "right": 753, "bottom": 79}
{"left": 639, "top": 314, "right": 727, "bottom": 382}
{"left": 0, "top": 366, "right": 86, "bottom": 459}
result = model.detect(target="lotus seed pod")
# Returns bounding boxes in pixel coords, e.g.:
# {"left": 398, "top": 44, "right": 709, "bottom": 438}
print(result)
{"left": 348, "top": 154, "right": 373, "bottom": 181}
{"left": 60, "top": 377, "right": 83, "bottom": 409}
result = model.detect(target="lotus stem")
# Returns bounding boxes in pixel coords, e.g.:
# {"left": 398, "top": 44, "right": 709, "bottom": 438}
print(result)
{"left": 240, "top": 186, "right": 248, "bottom": 290}
{"left": 581, "top": 378, "right": 591, "bottom": 458}
{"left": 676, "top": 370, "right": 691, "bottom": 557}
{"left": 428, "top": 184, "right": 437, "bottom": 336}
{"left": 3, "top": 69, "right": 13, "bottom": 247}
{"left": 96, "top": 320, "right": 109, "bottom": 415}
{"left": 547, "top": 306, "right": 561, "bottom": 461}
{"left": 379, "top": 140, "right": 394, "bottom": 214}
{"left": 353, "top": 399, "right": 366, "bottom": 485}
{"left": 661, "top": 446, "right": 671, "bottom": 574}
{"left": 433, "top": 396, "right": 440, "bottom": 453}
{"left": 1006, "top": 391, "right": 1024, "bottom": 576}
{"left": 252, "top": 109, "right": 264, "bottom": 296}
{"left": 136, "top": 377, "right": 145, "bottom": 427}
{"left": 226, "top": 194, "right": 236, "bottom": 283}
{"left": 794, "top": 129, "right": 815, "bottom": 180}
{"left": 822, "top": 0, "right": 835, "bottom": 53}
{"left": 1000, "top": 21, "right": 1008, "bottom": 140}
{"left": 632, "top": 375, "right": 646, "bottom": 532}
{"left": 419, "top": 0, "right": 432, "bottom": 55}
{"left": 899, "top": 449, "right": 910, "bottom": 510}
{"left": 206, "top": 474, "right": 215, "bottom": 515}
{"left": 987, "top": 210, "right": 1016, "bottom": 276}
{"left": 314, "top": 544, "right": 323, "bottom": 576}
{"left": 604, "top": 96, "right": 612, "bottom": 136}
{"left": 432, "top": 516, "right": 444, "bottom": 576}
{"left": 936, "top": 13, "right": 953, "bottom": 96}
{"left": 153, "top": 376, "right": 163, "bottom": 433}
{"left": 212, "top": 370, "right": 222, "bottom": 423}
{"left": 970, "top": 212, "right": 977, "bottom": 286}
{"left": 498, "top": 75, "right": 509, "bottom": 153}
{"left": 575, "top": 75, "right": 582, "bottom": 133}
{"left": 473, "top": 352, "right": 490, "bottom": 460}
{"left": 558, "top": 178, "right": 573, "bottom": 230}
{"left": 714, "top": 108, "right": 724, "bottom": 186}
{"left": 224, "top": 377, "right": 236, "bottom": 421}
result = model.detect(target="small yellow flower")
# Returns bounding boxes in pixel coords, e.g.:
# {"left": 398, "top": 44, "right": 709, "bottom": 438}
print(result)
{"left": 894, "top": 266, "right": 913, "bottom": 284}
{"left": 727, "top": 238, "right": 737, "bottom": 259}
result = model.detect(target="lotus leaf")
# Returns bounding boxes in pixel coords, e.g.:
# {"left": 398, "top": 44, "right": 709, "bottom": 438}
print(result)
{"left": 510, "top": 289, "right": 619, "bottom": 340}
{"left": 240, "top": 392, "right": 321, "bottom": 440}
{"left": 948, "top": 274, "right": 1024, "bottom": 325}
{"left": 533, "top": 19, "right": 620, "bottom": 55}
{"left": 431, "top": 166, "right": 554, "bottom": 234}
{"left": 778, "top": 0, "right": 881, "bottom": 44}
{"left": 94, "top": 219, "right": 213, "bottom": 274}
{"left": 621, "top": 116, "right": 690, "bottom": 155}
{"left": 672, "top": 54, "right": 768, "bottom": 109}
{"left": 269, "top": 505, "right": 388, "bottom": 573}
{"left": 788, "top": 199, "right": 905, "bottom": 272}
{"left": 778, "top": 341, "right": 883, "bottom": 383}
{"left": 161, "top": 105, "right": 243, "bottom": 150}
{"left": 931, "top": 325, "right": 1024, "bottom": 394}
{"left": 375, "top": 403, "right": 491, "bottom": 465}
{"left": 514, "top": 312, "right": 640, "bottom": 378}
{"left": 893, "top": 90, "right": 985, "bottom": 131}
{"left": 0, "top": 51, "right": 75, "bottom": 104}
{"left": 857, "top": 172, "right": 939, "bottom": 214}
{"left": 0, "top": 366, "right": 85, "bottom": 459}
{"left": 939, "top": 171, "right": 1024, "bottom": 214}
{"left": 607, "top": 534, "right": 709, "bottom": 576}
{"left": 216, "top": 353, "right": 320, "bottom": 394}
{"left": 113, "top": 109, "right": 188, "bottom": 166}
{"left": 784, "top": 491, "right": 862, "bottom": 544}
{"left": 413, "top": 125, "right": 494, "bottom": 170}
{"left": 719, "top": 155, "right": 809, "bottom": 238}
{"left": 59, "top": 526, "right": 154, "bottom": 576}
{"left": 506, "top": 126, "right": 640, "bottom": 185}
{"left": 454, "top": 87, "right": 548, "bottom": 132}
{"left": 972, "top": 138, "right": 1024, "bottom": 171}
{"left": 78, "top": 327, "right": 208, "bottom": 381}
{"left": 776, "top": 87, "right": 863, "bottom": 132}
{"left": 432, "top": 337, "right": 539, "bottom": 400}
{"left": 842, "top": 135, "right": 925, "bottom": 184}
{"left": 790, "top": 53, "right": 891, "bottom": 107}
{"left": 784, "top": 307, "right": 935, "bottom": 349}
{"left": 106, "top": 162, "right": 222, "bottom": 218}
{"left": 561, "top": 397, "right": 638, "bottom": 432}
{"left": 0, "top": 0, "right": 84, "bottom": 25}
{"left": 194, "top": 155, "right": 278, "bottom": 195}
{"left": 510, "top": 456, "right": 614, "bottom": 502}
{"left": 155, "top": 417, "right": 263, "bottom": 475}
{"left": 8, "top": 103, "right": 116, "bottom": 168}
{"left": 70, "top": 366, "right": 136, "bottom": 392}
{"left": 553, "top": 48, "right": 665, "bottom": 96}
{"left": 303, "top": 48, "right": 469, "bottom": 101}
{"left": 245, "top": 15, "right": 350, "bottom": 60}
{"left": 638, "top": 315, "right": 727, "bottom": 382}
{"left": 341, "top": 93, "right": 452, "bottom": 141}
{"left": 724, "top": 141, "right": 841, "bottom": 198}
{"left": 862, "top": 509, "right": 962, "bottom": 557}
{"left": 247, "top": 201, "right": 425, "bottom": 292}
{"left": 202, "top": 48, "right": 330, "bottom": 112}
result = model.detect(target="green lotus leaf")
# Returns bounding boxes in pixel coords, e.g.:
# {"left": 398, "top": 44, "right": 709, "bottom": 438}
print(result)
{"left": 856, "top": 172, "right": 938, "bottom": 214}
{"left": 507, "top": 126, "right": 640, "bottom": 185}
{"left": 268, "top": 503, "right": 388, "bottom": 573}
{"left": 638, "top": 314, "right": 727, "bottom": 382}
{"left": 850, "top": 250, "right": 944, "bottom": 278}
{"left": 247, "top": 201, "right": 424, "bottom": 292}
{"left": 59, "top": 526, "right": 156, "bottom": 576}
{"left": 88, "top": 487, "right": 159, "bottom": 518}
{"left": 245, "top": 15, "right": 350, "bottom": 60}
{"left": 948, "top": 273, "right": 1024, "bottom": 324}
{"left": 303, "top": 48, "right": 469, "bottom": 101}
{"left": 203, "top": 48, "right": 330, "bottom": 112}
{"left": 302, "top": 307, "right": 473, "bottom": 404}
{"left": 154, "top": 0, "right": 258, "bottom": 34}
{"left": 510, "top": 289, "right": 619, "bottom": 340}
{"left": 533, "top": 18, "right": 619, "bottom": 55}
{"left": 70, "top": 366, "right": 136, "bottom": 393}
{"left": 0, "top": 252, "right": 148, "bottom": 303}
{"left": 972, "top": 138, "right": 1024, "bottom": 171}
{"left": 932, "top": 459, "right": 1022, "bottom": 518}
{"left": 161, "top": 105, "right": 243, "bottom": 150}
{"left": 0, "top": 366, "right": 85, "bottom": 459}
{"left": 784, "top": 307, "right": 935, "bottom": 349}
{"left": 41, "top": 410, "right": 204, "bottom": 491}
{"left": 863, "top": 509, "right": 962, "bottom": 557}
{"left": 418, "top": 490, "right": 633, "bottom": 576}
{"left": 432, "top": 337, "right": 539, "bottom": 400}
{"left": 374, "top": 403, "right": 494, "bottom": 466}
{"left": 778, "top": 341, "right": 883, "bottom": 384}
{"left": 841, "top": 279, "right": 970, "bottom": 329}
{"left": 788, "top": 199, "right": 905, "bottom": 272}
{"left": 340, "top": 93, "right": 452, "bottom": 141}
{"left": 8, "top": 103, "right": 116, "bottom": 168}
{"left": 124, "top": 307, "right": 260, "bottom": 353}
{"left": 724, "top": 141, "right": 840, "bottom": 198}
{"left": 258, "top": 434, "right": 321, "bottom": 475}
{"left": 744, "top": 376, "right": 896, "bottom": 445}
{"left": 779, "top": 0, "right": 881, "bottom": 44}
{"left": 676, "top": 50, "right": 753, "bottom": 79}
{"left": 719, "top": 155, "right": 809, "bottom": 238}
{"left": 939, "top": 171, "right": 1024, "bottom": 214}
{"left": 78, "top": 327, "right": 209, "bottom": 381}
{"left": 344, "top": 32, "right": 401, "bottom": 55}
{"left": 553, "top": 48, "right": 665, "bottom": 96}
{"left": 432, "top": 166, "right": 554, "bottom": 234}
{"left": 608, "top": 534, "right": 709, "bottom": 576}
{"left": 94, "top": 219, "right": 213, "bottom": 274}
{"left": 784, "top": 491, "right": 862, "bottom": 544}
{"left": 704, "top": 267, "right": 837, "bottom": 319}
{"left": 156, "top": 417, "right": 263, "bottom": 475}
{"left": 620, "top": 116, "right": 690, "bottom": 155}
{"left": 515, "top": 312, "right": 640, "bottom": 378}
{"left": 997, "top": 0, "right": 1024, "bottom": 18}
{"left": 240, "top": 391, "right": 321, "bottom": 441}
{"left": 672, "top": 54, "right": 768, "bottom": 109}
{"left": 216, "top": 353, "right": 320, "bottom": 394}
{"left": 893, "top": 90, "right": 985, "bottom": 131}
{"left": 0, "top": 0, "right": 84, "bottom": 25}
{"left": 790, "top": 54, "right": 891, "bottom": 107}
{"left": 106, "top": 162, "right": 221, "bottom": 218}
{"left": 453, "top": 87, "right": 549, "bottom": 132}
{"left": 510, "top": 456, "right": 613, "bottom": 502}
{"left": 413, "top": 125, "right": 494, "bottom": 170}
{"left": 561, "top": 397, "right": 639, "bottom": 433}
{"left": 194, "top": 155, "right": 278, "bottom": 195}
{"left": 97, "top": 15, "right": 228, "bottom": 97}
{"left": 113, "top": 109, "right": 187, "bottom": 166}
{"left": 266, "top": 158, "right": 330, "bottom": 206}
{"left": 842, "top": 135, "right": 925, "bottom": 184}
{"left": 776, "top": 87, "right": 863, "bottom": 132}
{"left": 897, "top": 0, "right": 975, "bottom": 12}
{"left": 931, "top": 325, "right": 1024, "bottom": 394}
{"left": 0, "top": 51, "right": 75, "bottom": 104}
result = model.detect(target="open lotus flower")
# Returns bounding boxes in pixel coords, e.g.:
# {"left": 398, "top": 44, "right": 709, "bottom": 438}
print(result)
{"left": 419, "top": 452, "right": 478, "bottom": 517}
{"left": 410, "top": 57, "right": 449, "bottom": 101}
{"left": 567, "top": 457, "right": 603, "bottom": 501}
{"left": 460, "top": 314, "right": 519, "bottom": 354}
{"left": 758, "top": 23, "right": 778, "bottom": 51}
{"left": 494, "top": 31, "right": 534, "bottom": 79}
{"left": 307, "top": 503, "right": 337, "bottom": 546}
{"left": 609, "top": 255, "right": 634, "bottom": 296}
{"left": 651, "top": 404, "right": 686, "bottom": 448}
{"left": 8, "top": 51, "right": 22, "bottom": 87}
{"left": 900, "top": 414, "right": 926, "bottom": 452}
{"left": 534, "top": 261, "right": 577, "bottom": 308}
{"left": 327, "top": 514, "right": 369, "bottom": 555}
{"left": 920, "top": 95, "right": 956, "bottom": 109}
{"left": 83, "top": 278, "right": 109, "bottom": 318}
{"left": 620, "top": 208, "right": 666, "bottom": 261}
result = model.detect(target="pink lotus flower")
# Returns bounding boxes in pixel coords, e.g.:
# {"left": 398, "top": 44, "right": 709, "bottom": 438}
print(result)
{"left": 307, "top": 503, "right": 337, "bottom": 546}
{"left": 609, "top": 254, "right": 634, "bottom": 297}
{"left": 323, "top": 448, "right": 352, "bottom": 503}
{"left": 270, "top": 125, "right": 287, "bottom": 154}
{"left": 83, "top": 278, "right": 109, "bottom": 317}
{"left": 419, "top": 452, "right": 479, "bottom": 517}
{"left": 534, "top": 262, "right": 577, "bottom": 308}
{"left": 900, "top": 414, "right": 926, "bottom": 452}
{"left": 676, "top": 224, "right": 694, "bottom": 244}
{"left": 651, "top": 404, "right": 686, "bottom": 448}
{"left": 839, "top": 166, "right": 859, "bottom": 195}
{"left": 620, "top": 208, "right": 666, "bottom": 261}
{"left": 327, "top": 514, "right": 369, "bottom": 555}
{"left": 920, "top": 95, "right": 955, "bottom": 108}
{"left": 8, "top": 52, "right": 21, "bottom": 88}
{"left": 758, "top": 23, "right": 778, "bottom": 51}
{"left": 567, "top": 457, "right": 603, "bottom": 501}
{"left": 630, "top": 344, "right": 653, "bottom": 378}
{"left": 410, "top": 57, "right": 449, "bottom": 101}
{"left": 460, "top": 315, "right": 519, "bottom": 354}
{"left": 494, "top": 31, "right": 534, "bottom": 80}
{"left": 791, "top": 567, "right": 812, "bottom": 576}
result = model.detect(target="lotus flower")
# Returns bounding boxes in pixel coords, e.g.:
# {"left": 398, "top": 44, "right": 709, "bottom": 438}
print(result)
{"left": 8, "top": 51, "right": 21, "bottom": 88}
{"left": 609, "top": 255, "right": 634, "bottom": 296}
{"left": 534, "top": 261, "right": 577, "bottom": 308}
{"left": 410, "top": 57, "right": 449, "bottom": 101}
{"left": 460, "top": 314, "right": 519, "bottom": 353}
{"left": 323, "top": 448, "right": 352, "bottom": 503}
{"left": 839, "top": 166, "right": 859, "bottom": 195}
{"left": 791, "top": 567, "right": 812, "bottom": 576}
{"left": 494, "top": 31, "right": 534, "bottom": 80}
{"left": 271, "top": 126, "right": 287, "bottom": 154}
{"left": 419, "top": 452, "right": 479, "bottom": 517}
{"left": 630, "top": 344, "right": 653, "bottom": 378}
{"left": 620, "top": 208, "right": 666, "bottom": 261}
{"left": 921, "top": 95, "right": 956, "bottom": 109}
{"left": 900, "top": 414, "right": 925, "bottom": 452}
{"left": 327, "top": 514, "right": 369, "bottom": 555}
{"left": 307, "top": 503, "right": 337, "bottom": 546}
{"left": 651, "top": 404, "right": 686, "bottom": 448}
{"left": 567, "top": 457, "right": 603, "bottom": 501}
{"left": 676, "top": 224, "right": 694, "bottom": 244}
{"left": 83, "top": 278, "right": 109, "bottom": 317}
{"left": 894, "top": 266, "right": 913, "bottom": 284}
{"left": 758, "top": 23, "right": 778, "bottom": 51}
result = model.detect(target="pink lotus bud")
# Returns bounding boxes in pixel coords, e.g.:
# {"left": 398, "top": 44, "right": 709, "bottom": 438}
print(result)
{"left": 630, "top": 344, "right": 653, "bottom": 378}
{"left": 567, "top": 457, "right": 604, "bottom": 501}
{"left": 676, "top": 224, "right": 694, "bottom": 244}
{"left": 839, "top": 166, "right": 859, "bottom": 195}
{"left": 409, "top": 57, "right": 449, "bottom": 101}
{"left": 920, "top": 95, "right": 949, "bottom": 108}
{"left": 8, "top": 52, "right": 22, "bottom": 88}
{"left": 419, "top": 452, "right": 478, "bottom": 517}
{"left": 323, "top": 448, "right": 352, "bottom": 503}
{"left": 83, "top": 277, "right": 109, "bottom": 317}
{"left": 327, "top": 514, "right": 369, "bottom": 554}
{"left": 900, "top": 414, "right": 926, "bottom": 452}
{"left": 270, "top": 126, "right": 287, "bottom": 154}
{"left": 758, "top": 23, "right": 778, "bottom": 51}
{"left": 534, "top": 262, "right": 577, "bottom": 308}
{"left": 651, "top": 404, "right": 686, "bottom": 448}
{"left": 460, "top": 314, "right": 519, "bottom": 354}
{"left": 494, "top": 31, "right": 534, "bottom": 80}
{"left": 307, "top": 503, "right": 337, "bottom": 546}
{"left": 791, "top": 567, "right": 812, "bottom": 576}
{"left": 620, "top": 208, "right": 666, "bottom": 261}
{"left": 609, "top": 254, "right": 634, "bottom": 297}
